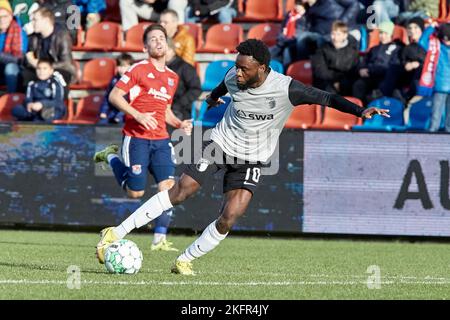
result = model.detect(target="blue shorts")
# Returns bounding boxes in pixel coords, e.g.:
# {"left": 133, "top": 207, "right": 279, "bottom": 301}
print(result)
{"left": 121, "top": 136, "right": 175, "bottom": 191}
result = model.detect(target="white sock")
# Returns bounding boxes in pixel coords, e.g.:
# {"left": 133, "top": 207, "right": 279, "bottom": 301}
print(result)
{"left": 107, "top": 154, "right": 119, "bottom": 164}
{"left": 113, "top": 190, "right": 172, "bottom": 239}
{"left": 153, "top": 233, "right": 166, "bottom": 245}
{"left": 177, "top": 220, "right": 227, "bottom": 263}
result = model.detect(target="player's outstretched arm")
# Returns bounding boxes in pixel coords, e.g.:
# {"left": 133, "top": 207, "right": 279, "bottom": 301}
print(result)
{"left": 109, "top": 86, "right": 158, "bottom": 130}
{"left": 206, "top": 80, "right": 229, "bottom": 109}
{"left": 288, "top": 79, "right": 390, "bottom": 118}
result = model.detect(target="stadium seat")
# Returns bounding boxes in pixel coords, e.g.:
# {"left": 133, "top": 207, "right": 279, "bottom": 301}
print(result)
{"left": 69, "top": 94, "right": 103, "bottom": 124}
{"left": 236, "top": 0, "right": 283, "bottom": 21}
{"left": 53, "top": 99, "right": 75, "bottom": 124}
{"left": 80, "top": 22, "right": 122, "bottom": 51}
{"left": 286, "top": 60, "right": 313, "bottom": 85}
{"left": 284, "top": 104, "right": 321, "bottom": 129}
{"left": 285, "top": 0, "right": 296, "bottom": 12}
{"left": 310, "top": 97, "right": 363, "bottom": 130}
{"left": 352, "top": 97, "right": 404, "bottom": 131}
{"left": 270, "top": 59, "right": 284, "bottom": 73}
{"left": 367, "top": 25, "right": 408, "bottom": 50}
{"left": 70, "top": 58, "right": 117, "bottom": 90}
{"left": 196, "top": 96, "right": 232, "bottom": 127}
{"left": 119, "top": 22, "right": 152, "bottom": 52}
{"left": 198, "top": 24, "right": 244, "bottom": 53}
{"left": 0, "top": 93, "right": 25, "bottom": 121}
{"left": 183, "top": 23, "right": 204, "bottom": 50}
{"left": 359, "top": 25, "right": 368, "bottom": 52}
{"left": 201, "top": 60, "right": 234, "bottom": 91}
{"left": 394, "top": 97, "right": 433, "bottom": 132}
{"left": 247, "top": 23, "right": 281, "bottom": 47}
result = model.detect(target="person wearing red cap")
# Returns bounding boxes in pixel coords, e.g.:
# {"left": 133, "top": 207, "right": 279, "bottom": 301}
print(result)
{"left": 0, "top": 0, "right": 27, "bottom": 92}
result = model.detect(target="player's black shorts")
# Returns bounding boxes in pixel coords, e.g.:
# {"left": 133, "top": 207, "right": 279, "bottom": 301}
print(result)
{"left": 183, "top": 140, "right": 263, "bottom": 195}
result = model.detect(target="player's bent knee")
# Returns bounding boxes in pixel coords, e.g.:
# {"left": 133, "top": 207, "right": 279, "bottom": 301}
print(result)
{"left": 127, "top": 190, "right": 145, "bottom": 199}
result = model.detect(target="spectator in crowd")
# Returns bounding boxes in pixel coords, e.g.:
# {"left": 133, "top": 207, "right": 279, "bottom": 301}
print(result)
{"left": 186, "top": 0, "right": 237, "bottom": 24}
{"left": 159, "top": 9, "right": 195, "bottom": 66}
{"left": 99, "top": 53, "right": 134, "bottom": 124}
{"left": 74, "top": 0, "right": 106, "bottom": 28}
{"left": 0, "top": 0, "right": 27, "bottom": 92}
{"left": 168, "top": 0, "right": 188, "bottom": 23}
{"left": 419, "top": 23, "right": 450, "bottom": 132}
{"left": 21, "top": 7, "right": 75, "bottom": 97}
{"left": 352, "top": 21, "right": 402, "bottom": 104}
{"left": 396, "top": 0, "right": 439, "bottom": 24}
{"left": 379, "top": 17, "right": 426, "bottom": 103}
{"left": 311, "top": 21, "right": 359, "bottom": 95}
{"left": 12, "top": 58, "right": 66, "bottom": 122}
{"left": 166, "top": 37, "right": 201, "bottom": 121}
{"left": 270, "top": 0, "right": 309, "bottom": 68}
{"left": 371, "top": 0, "right": 400, "bottom": 23}
{"left": 119, "top": 0, "right": 168, "bottom": 31}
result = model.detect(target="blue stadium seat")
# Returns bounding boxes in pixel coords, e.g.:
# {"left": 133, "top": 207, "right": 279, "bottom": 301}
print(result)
{"left": 359, "top": 25, "right": 368, "bottom": 52}
{"left": 352, "top": 97, "right": 404, "bottom": 131}
{"left": 270, "top": 59, "right": 284, "bottom": 74}
{"left": 201, "top": 60, "right": 234, "bottom": 91}
{"left": 402, "top": 97, "right": 433, "bottom": 131}
{"left": 194, "top": 96, "right": 232, "bottom": 127}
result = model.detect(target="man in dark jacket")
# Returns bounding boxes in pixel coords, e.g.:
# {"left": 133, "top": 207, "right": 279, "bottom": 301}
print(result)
{"left": 352, "top": 21, "right": 402, "bottom": 103}
{"left": 312, "top": 21, "right": 359, "bottom": 95}
{"left": 21, "top": 7, "right": 75, "bottom": 97}
{"left": 166, "top": 38, "right": 201, "bottom": 120}
{"left": 186, "top": 0, "right": 237, "bottom": 23}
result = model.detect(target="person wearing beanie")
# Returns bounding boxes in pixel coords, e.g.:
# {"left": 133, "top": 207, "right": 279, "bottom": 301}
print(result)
{"left": 0, "top": 0, "right": 28, "bottom": 93}
{"left": 418, "top": 22, "right": 450, "bottom": 132}
{"left": 352, "top": 20, "right": 402, "bottom": 104}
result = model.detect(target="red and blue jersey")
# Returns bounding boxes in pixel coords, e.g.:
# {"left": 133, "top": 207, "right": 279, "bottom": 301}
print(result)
{"left": 115, "top": 59, "right": 179, "bottom": 140}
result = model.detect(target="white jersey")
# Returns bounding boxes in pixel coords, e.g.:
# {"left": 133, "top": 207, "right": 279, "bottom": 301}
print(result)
{"left": 210, "top": 67, "right": 294, "bottom": 163}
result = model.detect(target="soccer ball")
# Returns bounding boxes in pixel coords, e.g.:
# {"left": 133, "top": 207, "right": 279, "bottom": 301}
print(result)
{"left": 104, "top": 239, "right": 143, "bottom": 274}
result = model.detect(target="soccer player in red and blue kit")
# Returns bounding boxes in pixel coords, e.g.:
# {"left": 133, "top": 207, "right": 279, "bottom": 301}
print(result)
{"left": 94, "top": 24, "right": 192, "bottom": 256}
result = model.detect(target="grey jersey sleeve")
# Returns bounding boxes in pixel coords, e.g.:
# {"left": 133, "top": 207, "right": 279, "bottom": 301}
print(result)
{"left": 288, "top": 79, "right": 365, "bottom": 117}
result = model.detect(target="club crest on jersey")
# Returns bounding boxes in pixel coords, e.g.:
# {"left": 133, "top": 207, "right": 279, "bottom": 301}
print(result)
{"left": 196, "top": 158, "right": 210, "bottom": 172}
{"left": 266, "top": 97, "right": 276, "bottom": 109}
{"left": 132, "top": 165, "right": 142, "bottom": 175}
{"left": 168, "top": 78, "right": 175, "bottom": 87}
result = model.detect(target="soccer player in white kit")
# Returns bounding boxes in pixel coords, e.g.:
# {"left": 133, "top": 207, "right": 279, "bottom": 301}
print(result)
{"left": 96, "top": 39, "right": 390, "bottom": 275}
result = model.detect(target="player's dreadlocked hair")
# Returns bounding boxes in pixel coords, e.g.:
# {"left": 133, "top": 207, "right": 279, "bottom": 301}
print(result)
{"left": 236, "top": 39, "right": 271, "bottom": 69}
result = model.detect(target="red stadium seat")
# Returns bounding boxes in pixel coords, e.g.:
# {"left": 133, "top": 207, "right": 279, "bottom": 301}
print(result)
{"left": 236, "top": 0, "right": 283, "bottom": 21}
{"left": 69, "top": 94, "right": 103, "bottom": 124}
{"left": 119, "top": 22, "right": 152, "bottom": 52}
{"left": 285, "top": 0, "right": 296, "bottom": 12}
{"left": 198, "top": 23, "right": 244, "bottom": 53}
{"left": 367, "top": 25, "right": 409, "bottom": 50}
{"left": 284, "top": 104, "right": 321, "bottom": 129}
{"left": 286, "top": 60, "right": 313, "bottom": 85}
{"left": 81, "top": 22, "right": 122, "bottom": 51}
{"left": 247, "top": 23, "right": 281, "bottom": 47}
{"left": 70, "top": 58, "right": 116, "bottom": 90}
{"left": 53, "top": 99, "right": 75, "bottom": 124}
{"left": 183, "top": 23, "right": 204, "bottom": 50}
{"left": 310, "top": 97, "right": 363, "bottom": 130}
{"left": 0, "top": 93, "right": 25, "bottom": 121}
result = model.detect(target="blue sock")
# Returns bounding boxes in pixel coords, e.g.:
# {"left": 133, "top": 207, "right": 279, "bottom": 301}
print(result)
{"left": 110, "top": 157, "right": 128, "bottom": 189}
{"left": 154, "top": 209, "right": 172, "bottom": 235}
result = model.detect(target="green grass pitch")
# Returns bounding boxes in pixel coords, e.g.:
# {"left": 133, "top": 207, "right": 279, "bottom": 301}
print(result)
{"left": 0, "top": 230, "right": 449, "bottom": 299}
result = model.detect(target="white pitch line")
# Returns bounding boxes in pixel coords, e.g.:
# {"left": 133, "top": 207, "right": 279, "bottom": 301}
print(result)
{"left": 1, "top": 279, "right": 450, "bottom": 286}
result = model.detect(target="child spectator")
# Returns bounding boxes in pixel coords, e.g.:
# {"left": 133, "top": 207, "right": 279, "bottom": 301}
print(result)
{"left": 419, "top": 23, "right": 450, "bottom": 132}
{"left": 352, "top": 20, "right": 403, "bottom": 104}
{"left": 12, "top": 58, "right": 66, "bottom": 122}
{"left": 99, "top": 53, "right": 134, "bottom": 124}
{"left": 311, "top": 21, "right": 359, "bottom": 95}
{"left": 270, "top": 0, "right": 309, "bottom": 68}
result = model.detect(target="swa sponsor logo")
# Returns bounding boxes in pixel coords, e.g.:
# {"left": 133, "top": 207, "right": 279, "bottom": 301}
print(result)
{"left": 236, "top": 109, "right": 274, "bottom": 120}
